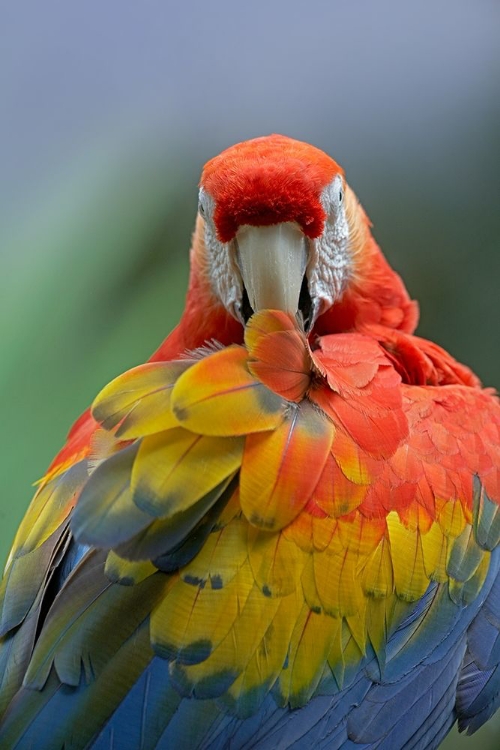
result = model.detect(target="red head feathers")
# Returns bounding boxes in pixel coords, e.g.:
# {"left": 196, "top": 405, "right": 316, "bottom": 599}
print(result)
{"left": 201, "top": 134, "right": 343, "bottom": 242}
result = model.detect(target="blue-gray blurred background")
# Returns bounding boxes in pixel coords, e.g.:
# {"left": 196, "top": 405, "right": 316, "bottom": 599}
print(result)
{"left": 1, "top": 2, "right": 499, "bottom": 746}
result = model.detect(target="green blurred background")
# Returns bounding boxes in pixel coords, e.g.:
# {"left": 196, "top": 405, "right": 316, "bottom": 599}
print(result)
{"left": 1, "top": 2, "right": 499, "bottom": 746}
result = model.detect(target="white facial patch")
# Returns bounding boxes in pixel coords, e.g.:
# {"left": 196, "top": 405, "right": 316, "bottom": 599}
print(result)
{"left": 306, "top": 175, "right": 352, "bottom": 321}
{"left": 200, "top": 175, "right": 352, "bottom": 328}
{"left": 199, "top": 187, "right": 243, "bottom": 321}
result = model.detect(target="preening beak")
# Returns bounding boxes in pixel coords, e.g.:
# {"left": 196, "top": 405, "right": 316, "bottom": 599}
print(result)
{"left": 235, "top": 222, "right": 309, "bottom": 323}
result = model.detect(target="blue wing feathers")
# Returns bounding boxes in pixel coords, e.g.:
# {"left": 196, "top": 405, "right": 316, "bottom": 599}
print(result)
{"left": 348, "top": 635, "right": 464, "bottom": 744}
{"left": 455, "top": 559, "right": 500, "bottom": 733}
{"left": 0, "top": 523, "right": 499, "bottom": 747}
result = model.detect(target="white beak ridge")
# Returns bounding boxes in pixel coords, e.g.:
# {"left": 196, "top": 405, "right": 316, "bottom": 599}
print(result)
{"left": 235, "top": 223, "right": 308, "bottom": 317}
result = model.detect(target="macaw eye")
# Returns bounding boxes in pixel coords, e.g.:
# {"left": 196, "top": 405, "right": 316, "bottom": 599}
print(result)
{"left": 198, "top": 188, "right": 209, "bottom": 218}
{"left": 338, "top": 188, "right": 343, "bottom": 204}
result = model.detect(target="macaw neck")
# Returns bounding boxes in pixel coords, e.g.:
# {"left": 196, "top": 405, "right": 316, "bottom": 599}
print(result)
{"left": 314, "top": 235, "right": 419, "bottom": 338}
{"left": 150, "top": 228, "right": 419, "bottom": 363}
{"left": 149, "top": 259, "right": 243, "bottom": 362}
{"left": 150, "top": 308, "right": 243, "bottom": 362}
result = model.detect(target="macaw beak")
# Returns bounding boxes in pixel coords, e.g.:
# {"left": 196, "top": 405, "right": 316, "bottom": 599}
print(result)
{"left": 235, "top": 222, "right": 309, "bottom": 324}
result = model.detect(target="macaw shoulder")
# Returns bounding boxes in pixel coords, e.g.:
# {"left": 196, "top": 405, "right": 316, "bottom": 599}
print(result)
{"left": 313, "top": 322, "right": 500, "bottom": 513}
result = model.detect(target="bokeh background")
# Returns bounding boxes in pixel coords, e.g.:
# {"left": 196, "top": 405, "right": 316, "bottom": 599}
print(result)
{"left": 1, "top": 1, "right": 499, "bottom": 746}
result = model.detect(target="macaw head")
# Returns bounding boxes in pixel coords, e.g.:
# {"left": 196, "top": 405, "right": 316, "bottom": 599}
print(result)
{"left": 164, "top": 134, "right": 418, "bottom": 360}
{"left": 197, "top": 134, "right": 362, "bottom": 332}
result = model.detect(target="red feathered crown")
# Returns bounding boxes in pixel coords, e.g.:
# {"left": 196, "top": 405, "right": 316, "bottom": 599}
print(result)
{"left": 201, "top": 134, "right": 343, "bottom": 243}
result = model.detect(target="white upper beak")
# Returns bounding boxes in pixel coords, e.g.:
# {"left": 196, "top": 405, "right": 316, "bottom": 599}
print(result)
{"left": 235, "top": 222, "right": 308, "bottom": 317}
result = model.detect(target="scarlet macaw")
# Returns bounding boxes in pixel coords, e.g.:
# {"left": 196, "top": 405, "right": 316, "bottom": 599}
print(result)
{"left": 0, "top": 134, "right": 499, "bottom": 749}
